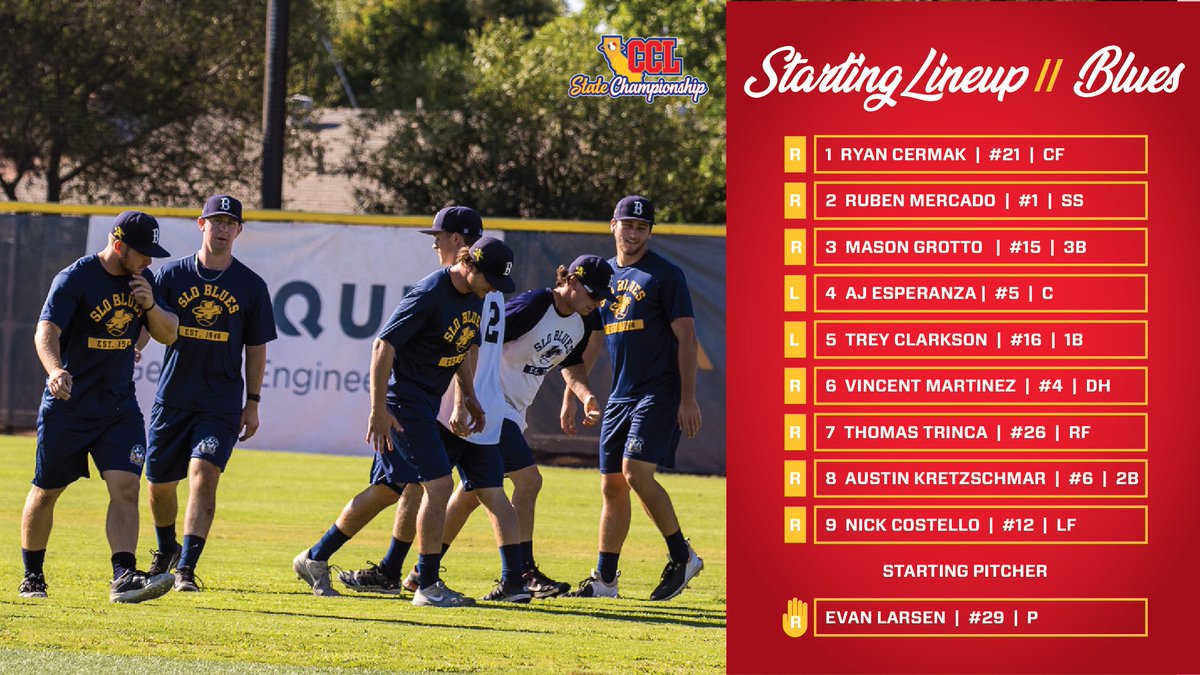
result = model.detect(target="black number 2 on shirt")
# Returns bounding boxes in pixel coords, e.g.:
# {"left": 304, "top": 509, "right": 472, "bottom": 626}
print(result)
{"left": 484, "top": 301, "right": 501, "bottom": 344}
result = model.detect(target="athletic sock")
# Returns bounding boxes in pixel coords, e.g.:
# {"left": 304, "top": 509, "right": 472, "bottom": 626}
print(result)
{"left": 155, "top": 524, "right": 178, "bottom": 555}
{"left": 520, "top": 540, "right": 535, "bottom": 573}
{"left": 309, "top": 525, "right": 351, "bottom": 562}
{"left": 378, "top": 538, "right": 411, "bottom": 581}
{"left": 22, "top": 548, "right": 46, "bottom": 576}
{"left": 111, "top": 552, "right": 137, "bottom": 579}
{"left": 499, "top": 543, "right": 524, "bottom": 589}
{"left": 178, "top": 535, "right": 206, "bottom": 570}
{"left": 665, "top": 529, "right": 689, "bottom": 563}
{"left": 417, "top": 553, "right": 442, "bottom": 589}
{"left": 597, "top": 551, "right": 620, "bottom": 584}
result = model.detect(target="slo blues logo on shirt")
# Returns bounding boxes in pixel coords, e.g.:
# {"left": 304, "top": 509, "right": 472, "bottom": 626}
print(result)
{"left": 87, "top": 292, "right": 143, "bottom": 350}
{"left": 439, "top": 310, "right": 482, "bottom": 367}
{"left": 177, "top": 284, "right": 241, "bottom": 342}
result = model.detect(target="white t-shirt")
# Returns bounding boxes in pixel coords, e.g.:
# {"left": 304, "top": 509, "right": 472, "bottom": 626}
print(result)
{"left": 498, "top": 288, "right": 594, "bottom": 430}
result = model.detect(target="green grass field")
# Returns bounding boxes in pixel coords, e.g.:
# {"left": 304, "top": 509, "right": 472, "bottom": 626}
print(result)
{"left": 0, "top": 435, "right": 725, "bottom": 673}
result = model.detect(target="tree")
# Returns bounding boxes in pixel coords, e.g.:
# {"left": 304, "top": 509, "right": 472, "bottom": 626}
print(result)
{"left": 326, "top": 0, "right": 562, "bottom": 108}
{"left": 348, "top": 13, "right": 725, "bottom": 224}
{"left": 0, "top": 0, "right": 323, "bottom": 205}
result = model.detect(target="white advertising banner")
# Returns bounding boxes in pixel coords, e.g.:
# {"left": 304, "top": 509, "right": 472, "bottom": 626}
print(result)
{"left": 86, "top": 216, "right": 495, "bottom": 456}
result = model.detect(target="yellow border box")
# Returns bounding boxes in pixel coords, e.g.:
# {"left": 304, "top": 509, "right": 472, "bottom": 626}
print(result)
{"left": 812, "top": 320, "right": 1148, "bottom": 360}
{"left": 784, "top": 136, "right": 807, "bottom": 173}
{"left": 812, "top": 505, "right": 1148, "bottom": 545}
{"left": 785, "top": 414, "right": 807, "bottom": 450}
{"left": 812, "top": 412, "right": 1149, "bottom": 454}
{"left": 811, "top": 598, "right": 1148, "bottom": 637}
{"left": 812, "top": 134, "right": 1149, "bottom": 175}
{"left": 812, "top": 366, "right": 1149, "bottom": 406}
{"left": 812, "top": 227, "right": 1148, "bottom": 267}
{"left": 812, "top": 459, "right": 1148, "bottom": 499}
{"left": 812, "top": 181, "right": 1148, "bottom": 221}
{"left": 813, "top": 274, "right": 1148, "bottom": 314}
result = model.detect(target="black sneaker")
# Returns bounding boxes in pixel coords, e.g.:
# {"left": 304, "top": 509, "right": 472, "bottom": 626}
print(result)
{"left": 649, "top": 543, "right": 704, "bottom": 601}
{"left": 174, "top": 566, "right": 202, "bottom": 592}
{"left": 110, "top": 569, "right": 174, "bottom": 603}
{"left": 337, "top": 562, "right": 404, "bottom": 595}
{"left": 147, "top": 547, "right": 179, "bottom": 576}
{"left": 18, "top": 572, "right": 48, "bottom": 598}
{"left": 481, "top": 580, "right": 532, "bottom": 604}
{"left": 523, "top": 565, "right": 570, "bottom": 598}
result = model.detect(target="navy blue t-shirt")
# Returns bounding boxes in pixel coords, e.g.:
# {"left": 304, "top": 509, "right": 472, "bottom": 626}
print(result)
{"left": 595, "top": 250, "right": 694, "bottom": 401}
{"left": 379, "top": 268, "right": 483, "bottom": 413}
{"left": 155, "top": 255, "right": 277, "bottom": 414}
{"left": 38, "top": 254, "right": 158, "bottom": 415}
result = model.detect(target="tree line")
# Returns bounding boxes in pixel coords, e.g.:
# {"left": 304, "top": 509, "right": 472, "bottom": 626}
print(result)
{"left": 0, "top": 0, "right": 724, "bottom": 224}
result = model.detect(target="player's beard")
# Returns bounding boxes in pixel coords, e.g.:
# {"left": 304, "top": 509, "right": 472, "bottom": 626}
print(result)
{"left": 118, "top": 247, "right": 147, "bottom": 275}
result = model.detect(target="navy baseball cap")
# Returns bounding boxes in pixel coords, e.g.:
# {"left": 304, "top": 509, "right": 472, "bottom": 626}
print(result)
{"left": 468, "top": 237, "right": 516, "bottom": 293}
{"left": 111, "top": 211, "right": 171, "bottom": 258}
{"left": 613, "top": 195, "right": 654, "bottom": 225}
{"left": 420, "top": 206, "right": 483, "bottom": 238}
{"left": 569, "top": 254, "right": 617, "bottom": 301}
{"left": 201, "top": 194, "right": 243, "bottom": 223}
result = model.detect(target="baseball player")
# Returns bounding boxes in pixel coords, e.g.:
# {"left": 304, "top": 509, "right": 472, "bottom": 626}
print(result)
{"left": 338, "top": 208, "right": 532, "bottom": 603}
{"left": 144, "top": 194, "right": 277, "bottom": 592}
{"left": 21, "top": 211, "right": 179, "bottom": 602}
{"left": 435, "top": 254, "right": 612, "bottom": 597}
{"left": 563, "top": 195, "right": 704, "bottom": 601}
{"left": 293, "top": 218, "right": 517, "bottom": 608}
{"left": 344, "top": 255, "right": 611, "bottom": 601}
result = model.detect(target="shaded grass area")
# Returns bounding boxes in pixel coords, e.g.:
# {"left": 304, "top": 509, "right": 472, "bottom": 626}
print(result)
{"left": 0, "top": 436, "right": 725, "bottom": 673}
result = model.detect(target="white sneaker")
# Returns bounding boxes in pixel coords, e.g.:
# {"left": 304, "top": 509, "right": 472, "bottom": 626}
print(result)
{"left": 413, "top": 580, "right": 476, "bottom": 607}
{"left": 566, "top": 569, "right": 619, "bottom": 598}
{"left": 293, "top": 550, "right": 340, "bottom": 597}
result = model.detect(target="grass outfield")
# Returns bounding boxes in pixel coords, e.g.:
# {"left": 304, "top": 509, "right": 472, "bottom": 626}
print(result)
{"left": 0, "top": 435, "right": 725, "bottom": 673}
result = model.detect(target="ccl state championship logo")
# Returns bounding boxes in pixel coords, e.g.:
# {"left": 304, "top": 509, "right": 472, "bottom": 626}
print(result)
{"left": 568, "top": 35, "right": 709, "bottom": 103}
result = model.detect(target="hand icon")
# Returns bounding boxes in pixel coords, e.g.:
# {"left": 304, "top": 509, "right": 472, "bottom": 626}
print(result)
{"left": 782, "top": 597, "right": 809, "bottom": 638}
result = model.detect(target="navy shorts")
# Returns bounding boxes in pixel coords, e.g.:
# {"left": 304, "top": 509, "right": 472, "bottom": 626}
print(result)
{"left": 34, "top": 401, "right": 147, "bottom": 489}
{"left": 441, "top": 425, "right": 504, "bottom": 492}
{"left": 497, "top": 418, "right": 536, "bottom": 475}
{"left": 598, "top": 394, "right": 681, "bottom": 474}
{"left": 146, "top": 402, "right": 241, "bottom": 483}
{"left": 370, "top": 404, "right": 452, "bottom": 492}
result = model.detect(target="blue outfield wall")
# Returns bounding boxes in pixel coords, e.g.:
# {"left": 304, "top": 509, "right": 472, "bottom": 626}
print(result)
{"left": 0, "top": 215, "right": 726, "bottom": 475}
